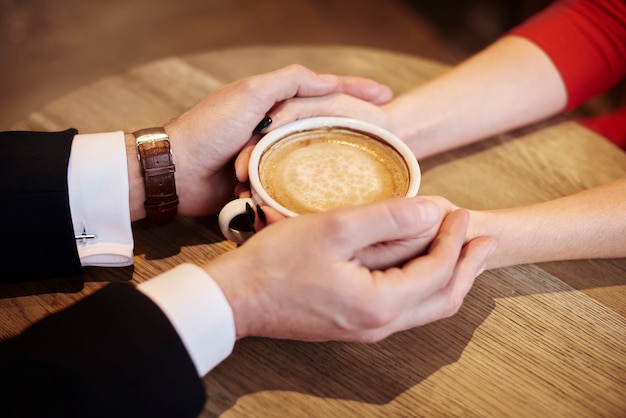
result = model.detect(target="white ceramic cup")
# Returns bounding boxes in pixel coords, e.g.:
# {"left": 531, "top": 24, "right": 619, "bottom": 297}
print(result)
{"left": 218, "top": 116, "right": 421, "bottom": 243}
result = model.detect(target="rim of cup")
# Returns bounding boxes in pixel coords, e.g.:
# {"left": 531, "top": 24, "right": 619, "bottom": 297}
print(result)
{"left": 248, "top": 116, "right": 421, "bottom": 217}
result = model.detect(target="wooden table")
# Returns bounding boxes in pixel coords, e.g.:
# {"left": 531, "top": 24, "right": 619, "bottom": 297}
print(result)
{"left": 3, "top": 46, "right": 626, "bottom": 417}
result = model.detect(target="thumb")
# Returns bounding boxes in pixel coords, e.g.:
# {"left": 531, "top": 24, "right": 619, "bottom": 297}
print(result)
{"left": 328, "top": 197, "right": 442, "bottom": 258}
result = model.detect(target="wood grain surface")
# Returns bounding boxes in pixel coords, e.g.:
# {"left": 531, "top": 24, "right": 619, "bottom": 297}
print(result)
{"left": 3, "top": 45, "right": 626, "bottom": 417}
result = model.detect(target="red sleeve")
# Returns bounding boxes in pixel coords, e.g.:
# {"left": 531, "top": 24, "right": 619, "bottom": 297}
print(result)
{"left": 509, "top": 0, "right": 626, "bottom": 111}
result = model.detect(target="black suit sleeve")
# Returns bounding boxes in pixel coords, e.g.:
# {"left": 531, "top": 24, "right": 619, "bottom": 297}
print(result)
{"left": 0, "top": 129, "right": 82, "bottom": 280}
{"left": 0, "top": 282, "right": 206, "bottom": 418}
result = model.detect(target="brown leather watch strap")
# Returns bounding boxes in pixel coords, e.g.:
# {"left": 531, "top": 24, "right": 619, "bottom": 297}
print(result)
{"left": 133, "top": 127, "right": 179, "bottom": 225}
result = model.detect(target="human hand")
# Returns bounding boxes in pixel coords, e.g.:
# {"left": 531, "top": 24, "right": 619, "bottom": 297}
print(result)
{"left": 233, "top": 93, "right": 393, "bottom": 186}
{"left": 251, "top": 197, "right": 453, "bottom": 270}
{"left": 164, "top": 64, "right": 393, "bottom": 216}
{"left": 245, "top": 195, "right": 460, "bottom": 259}
{"left": 204, "top": 197, "right": 495, "bottom": 342}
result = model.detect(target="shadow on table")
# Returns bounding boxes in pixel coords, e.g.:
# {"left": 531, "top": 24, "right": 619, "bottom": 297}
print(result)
{"left": 0, "top": 265, "right": 138, "bottom": 298}
{"left": 202, "top": 283, "right": 496, "bottom": 415}
{"left": 0, "top": 215, "right": 225, "bottom": 298}
{"left": 201, "top": 259, "right": 625, "bottom": 415}
{"left": 131, "top": 215, "right": 227, "bottom": 260}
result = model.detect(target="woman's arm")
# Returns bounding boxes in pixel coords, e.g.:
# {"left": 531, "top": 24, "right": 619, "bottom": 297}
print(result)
{"left": 385, "top": 35, "right": 567, "bottom": 158}
{"left": 465, "top": 179, "right": 626, "bottom": 269}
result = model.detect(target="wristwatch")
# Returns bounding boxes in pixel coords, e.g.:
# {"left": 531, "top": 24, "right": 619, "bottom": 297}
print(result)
{"left": 133, "top": 127, "right": 179, "bottom": 224}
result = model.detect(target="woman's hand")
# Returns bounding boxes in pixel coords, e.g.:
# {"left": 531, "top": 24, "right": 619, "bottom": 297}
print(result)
{"left": 233, "top": 93, "right": 393, "bottom": 186}
{"left": 164, "top": 64, "right": 393, "bottom": 216}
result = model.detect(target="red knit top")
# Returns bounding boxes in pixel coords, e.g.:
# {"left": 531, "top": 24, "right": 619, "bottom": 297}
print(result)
{"left": 509, "top": 0, "right": 626, "bottom": 148}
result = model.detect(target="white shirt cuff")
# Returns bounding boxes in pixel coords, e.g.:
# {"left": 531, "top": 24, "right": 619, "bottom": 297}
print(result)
{"left": 137, "top": 264, "right": 236, "bottom": 376}
{"left": 67, "top": 132, "right": 134, "bottom": 267}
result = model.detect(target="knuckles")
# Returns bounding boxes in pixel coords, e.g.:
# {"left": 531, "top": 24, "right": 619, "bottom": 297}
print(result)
{"left": 342, "top": 294, "right": 401, "bottom": 336}
{"left": 440, "top": 292, "right": 465, "bottom": 319}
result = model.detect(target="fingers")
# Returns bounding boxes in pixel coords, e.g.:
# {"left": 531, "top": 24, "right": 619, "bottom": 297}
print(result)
{"left": 234, "top": 136, "right": 260, "bottom": 183}
{"left": 399, "top": 209, "right": 471, "bottom": 297}
{"left": 395, "top": 235, "right": 495, "bottom": 331}
{"left": 321, "top": 197, "right": 442, "bottom": 260}
{"left": 234, "top": 182, "right": 251, "bottom": 199}
{"left": 250, "top": 65, "right": 341, "bottom": 105}
{"left": 268, "top": 94, "right": 389, "bottom": 131}
{"left": 251, "top": 205, "right": 286, "bottom": 232}
{"left": 232, "top": 66, "right": 392, "bottom": 181}
{"left": 366, "top": 213, "right": 495, "bottom": 337}
{"left": 422, "top": 235, "right": 495, "bottom": 315}
{"left": 447, "top": 236, "right": 495, "bottom": 300}
{"left": 331, "top": 75, "right": 394, "bottom": 104}
{"left": 249, "top": 65, "right": 390, "bottom": 107}
{"left": 229, "top": 197, "right": 443, "bottom": 261}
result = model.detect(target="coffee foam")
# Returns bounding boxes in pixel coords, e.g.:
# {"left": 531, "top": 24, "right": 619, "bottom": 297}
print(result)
{"left": 259, "top": 128, "right": 409, "bottom": 214}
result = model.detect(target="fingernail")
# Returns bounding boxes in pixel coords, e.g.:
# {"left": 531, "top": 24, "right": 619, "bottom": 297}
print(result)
{"left": 256, "top": 204, "right": 267, "bottom": 224}
{"left": 414, "top": 198, "right": 439, "bottom": 223}
{"left": 253, "top": 116, "right": 272, "bottom": 134}
{"left": 245, "top": 202, "right": 256, "bottom": 233}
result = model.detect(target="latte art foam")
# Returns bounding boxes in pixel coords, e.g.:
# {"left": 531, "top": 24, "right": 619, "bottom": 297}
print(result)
{"left": 259, "top": 128, "right": 409, "bottom": 214}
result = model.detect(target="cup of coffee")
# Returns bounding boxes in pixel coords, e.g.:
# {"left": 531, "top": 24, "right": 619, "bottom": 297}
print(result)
{"left": 218, "top": 116, "right": 421, "bottom": 243}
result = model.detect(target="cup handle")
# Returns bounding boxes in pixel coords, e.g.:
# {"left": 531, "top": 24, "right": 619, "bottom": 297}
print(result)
{"left": 218, "top": 198, "right": 256, "bottom": 244}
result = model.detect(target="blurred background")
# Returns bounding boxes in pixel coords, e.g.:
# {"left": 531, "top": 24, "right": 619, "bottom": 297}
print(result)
{"left": 0, "top": 0, "right": 554, "bottom": 130}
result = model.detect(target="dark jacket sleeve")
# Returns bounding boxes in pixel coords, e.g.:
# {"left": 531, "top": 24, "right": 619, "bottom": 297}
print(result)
{"left": 0, "top": 129, "right": 82, "bottom": 280}
{"left": 0, "top": 282, "right": 206, "bottom": 418}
